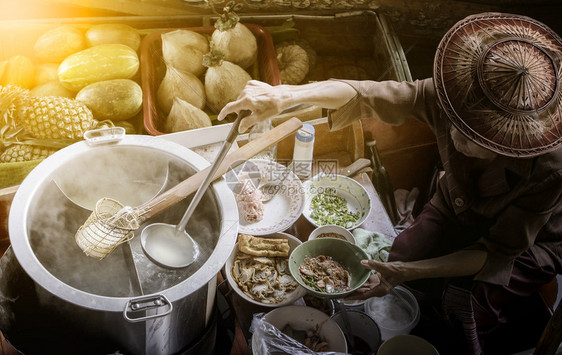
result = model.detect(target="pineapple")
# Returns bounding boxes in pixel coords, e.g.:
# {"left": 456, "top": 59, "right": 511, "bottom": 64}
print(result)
{"left": 0, "top": 85, "right": 97, "bottom": 139}
{"left": 0, "top": 144, "right": 57, "bottom": 162}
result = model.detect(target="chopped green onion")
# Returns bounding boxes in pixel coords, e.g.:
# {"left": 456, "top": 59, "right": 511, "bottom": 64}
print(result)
{"left": 309, "top": 192, "right": 360, "bottom": 228}
{"left": 301, "top": 275, "right": 323, "bottom": 292}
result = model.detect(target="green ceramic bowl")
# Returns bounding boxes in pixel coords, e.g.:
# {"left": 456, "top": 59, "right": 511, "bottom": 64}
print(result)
{"left": 289, "top": 238, "right": 371, "bottom": 299}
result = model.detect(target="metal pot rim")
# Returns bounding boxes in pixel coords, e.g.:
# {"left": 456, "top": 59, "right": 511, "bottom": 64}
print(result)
{"left": 9, "top": 134, "right": 238, "bottom": 312}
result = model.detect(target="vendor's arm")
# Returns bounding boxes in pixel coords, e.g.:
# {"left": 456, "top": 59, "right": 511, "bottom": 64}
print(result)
{"left": 348, "top": 249, "right": 487, "bottom": 299}
{"left": 217, "top": 80, "right": 357, "bottom": 132}
{"left": 327, "top": 79, "right": 436, "bottom": 131}
{"left": 217, "top": 78, "right": 433, "bottom": 133}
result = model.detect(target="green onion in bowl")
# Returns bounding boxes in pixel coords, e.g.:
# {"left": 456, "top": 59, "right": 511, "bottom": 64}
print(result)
{"left": 310, "top": 192, "right": 360, "bottom": 228}
{"left": 302, "top": 174, "right": 371, "bottom": 230}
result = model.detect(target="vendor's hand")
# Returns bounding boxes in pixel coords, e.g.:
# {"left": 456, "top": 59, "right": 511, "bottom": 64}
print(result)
{"left": 345, "top": 259, "right": 406, "bottom": 300}
{"left": 217, "top": 80, "right": 293, "bottom": 133}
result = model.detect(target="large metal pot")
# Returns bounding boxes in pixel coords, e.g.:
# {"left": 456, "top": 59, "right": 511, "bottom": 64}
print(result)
{"left": 5, "top": 132, "right": 238, "bottom": 354}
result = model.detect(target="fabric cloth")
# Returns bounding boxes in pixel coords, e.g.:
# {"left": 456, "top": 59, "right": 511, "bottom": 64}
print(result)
{"left": 327, "top": 78, "right": 562, "bottom": 287}
{"left": 352, "top": 228, "right": 392, "bottom": 262}
{"left": 393, "top": 187, "right": 419, "bottom": 233}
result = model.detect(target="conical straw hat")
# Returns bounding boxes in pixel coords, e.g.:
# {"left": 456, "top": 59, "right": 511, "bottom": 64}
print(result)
{"left": 434, "top": 12, "right": 562, "bottom": 157}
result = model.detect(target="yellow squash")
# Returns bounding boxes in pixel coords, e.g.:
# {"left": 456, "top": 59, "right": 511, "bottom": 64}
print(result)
{"left": 85, "top": 24, "right": 141, "bottom": 51}
{"left": 76, "top": 79, "right": 142, "bottom": 121}
{"left": 58, "top": 44, "right": 139, "bottom": 92}
{"left": 33, "top": 25, "right": 85, "bottom": 63}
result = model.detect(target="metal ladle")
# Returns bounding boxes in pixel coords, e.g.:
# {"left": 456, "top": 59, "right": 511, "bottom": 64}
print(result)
{"left": 140, "top": 114, "right": 243, "bottom": 268}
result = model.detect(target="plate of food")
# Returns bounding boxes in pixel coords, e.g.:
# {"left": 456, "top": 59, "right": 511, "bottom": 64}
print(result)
{"left": 302, "top": 174, "right": 371, "bottom": 230}
{"left": 225, "top": 233, "right": 307, "bottom": 307}
{"left": 226, "top": 159, "right": 305, "bottom": 235}
{"left": 289, "top": 238, "right": 371, "bottom": 299}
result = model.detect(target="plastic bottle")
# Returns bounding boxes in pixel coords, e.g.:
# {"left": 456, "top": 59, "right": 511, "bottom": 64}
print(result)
{"left": 248, "top": 118, "right": 277, "bottom": 160}
{"left": 292, "top": 123, "right": 315, "bottom": 178}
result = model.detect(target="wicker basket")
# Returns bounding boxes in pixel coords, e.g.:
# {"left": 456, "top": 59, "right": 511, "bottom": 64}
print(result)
{"left": 75, "top": 198, "right": 138, "bottom": 259}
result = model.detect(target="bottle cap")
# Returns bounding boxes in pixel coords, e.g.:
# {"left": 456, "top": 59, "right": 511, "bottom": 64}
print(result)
{"left": 296, "top": 124, "right": 315, "bottom": 143}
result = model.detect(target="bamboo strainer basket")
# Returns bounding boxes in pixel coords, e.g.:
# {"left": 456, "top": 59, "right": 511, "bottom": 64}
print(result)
{"left": 75, "top": 198, "right": 139, "bottom": 259}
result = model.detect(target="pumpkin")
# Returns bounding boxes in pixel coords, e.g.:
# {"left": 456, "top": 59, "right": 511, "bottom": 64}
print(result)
{"left": 276, "top": 43, "right": 309, "bottom": 85}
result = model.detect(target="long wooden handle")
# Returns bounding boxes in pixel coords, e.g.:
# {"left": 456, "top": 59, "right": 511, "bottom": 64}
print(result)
{"left": 339, "top": 158, "right": 371, "bottom": 177}
{"left": 138, "top": 117, "right": 303, "bottom": 220}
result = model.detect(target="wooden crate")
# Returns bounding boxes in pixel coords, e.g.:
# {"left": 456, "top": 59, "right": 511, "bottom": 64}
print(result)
{"left": 361, "top": 118, "right": 438, "bottom": 191}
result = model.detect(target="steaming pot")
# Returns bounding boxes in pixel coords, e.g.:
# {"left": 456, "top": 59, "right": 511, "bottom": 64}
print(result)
{"left": 4, "top": 132, "right": 239, "bottom": 354}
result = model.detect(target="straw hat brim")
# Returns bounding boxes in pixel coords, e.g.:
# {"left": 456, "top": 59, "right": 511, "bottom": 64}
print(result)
{"left": 434, "top": 12, "right": 562, "bottom": 157}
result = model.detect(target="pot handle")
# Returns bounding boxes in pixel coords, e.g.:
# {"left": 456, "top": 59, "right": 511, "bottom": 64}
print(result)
{"left": 84, "top": 127, "right": 126, "bottom": 146}
{"left": 123, "top": 294, "right": 173, "bottom": 323}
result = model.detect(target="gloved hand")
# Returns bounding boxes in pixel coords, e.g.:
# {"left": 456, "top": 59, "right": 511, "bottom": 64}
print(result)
{"left": 217, "top": 80, "right": 293, "bottom": 133}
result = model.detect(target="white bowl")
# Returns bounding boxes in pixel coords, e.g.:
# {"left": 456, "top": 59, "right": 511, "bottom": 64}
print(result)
{"left": 253, "top": 305, "right": 348, "bottom": 353}
{"left": 364, "top": 286, "right": 420, "bottom": 341}
{"left": 308, "top": 224, "right": 356, "bottom": 244}
{"left": 302, "top": 174, "right": 371, "bottom": 230}
{"left": 224, "top": 232, "right": 307, "bottom": 307}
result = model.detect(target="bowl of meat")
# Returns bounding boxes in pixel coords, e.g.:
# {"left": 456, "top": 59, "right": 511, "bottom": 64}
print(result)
{"left": 251, "top": 305, "right": 348, "bottom": 353}
{"left": 288, "top": 238, "right": 371, "bottom": 299}
{"left": 225, "top": 232, "right": 307, "bottom": 307}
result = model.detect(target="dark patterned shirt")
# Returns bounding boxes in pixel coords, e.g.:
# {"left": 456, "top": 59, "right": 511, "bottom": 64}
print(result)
{"left": 328, "top": 78, "right": 562, "bottom": 285}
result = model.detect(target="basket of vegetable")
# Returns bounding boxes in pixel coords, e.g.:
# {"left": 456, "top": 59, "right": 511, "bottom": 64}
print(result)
{"left": 140, "top": 4, "right": 280, "bottom": 136}
{"left": 0, "top": 22, "right": 144, "bottom": 189}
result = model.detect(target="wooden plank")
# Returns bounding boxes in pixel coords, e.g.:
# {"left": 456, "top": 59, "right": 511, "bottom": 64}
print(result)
{"left": 47, "top": 0, "right": 209, "bottom": 17}
{"left": 0, "top": 15, "right": 207, "bottom": 60}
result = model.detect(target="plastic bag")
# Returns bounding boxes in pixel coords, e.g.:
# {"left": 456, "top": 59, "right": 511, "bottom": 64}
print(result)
{"left": 249, "top": 312, "right": 348, "bottom": 355}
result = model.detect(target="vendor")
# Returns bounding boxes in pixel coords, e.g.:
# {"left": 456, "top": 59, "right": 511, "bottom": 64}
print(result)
{"left": 218, "top": 12, "right": 562, "bottom": 354}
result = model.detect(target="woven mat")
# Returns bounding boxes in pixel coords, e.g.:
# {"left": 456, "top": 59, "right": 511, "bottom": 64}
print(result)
{"left": 0, "top": 160, "right": 43, "bottom": 189}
